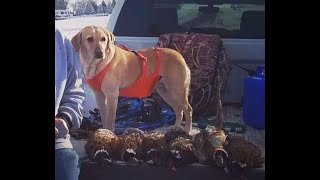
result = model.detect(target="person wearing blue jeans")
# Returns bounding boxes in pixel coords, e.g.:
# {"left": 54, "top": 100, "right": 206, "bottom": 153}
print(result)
{"left": 55, "top": 27, "right": 85, "bottom": 180}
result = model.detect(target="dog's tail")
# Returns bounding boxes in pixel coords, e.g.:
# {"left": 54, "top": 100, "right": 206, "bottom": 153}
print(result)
{"left": 185, "top": 65, "right": 191, "bottom": 97}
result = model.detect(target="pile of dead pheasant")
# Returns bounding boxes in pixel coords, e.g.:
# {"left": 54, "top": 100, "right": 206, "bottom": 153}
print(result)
{"left": 85, "top": 126, "right": 264, "bottom": 178}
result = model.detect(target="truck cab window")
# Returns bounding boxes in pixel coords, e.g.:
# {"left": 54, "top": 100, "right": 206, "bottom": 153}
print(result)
{"left": 113, "top": 0, "right": 265, "bottom": 39}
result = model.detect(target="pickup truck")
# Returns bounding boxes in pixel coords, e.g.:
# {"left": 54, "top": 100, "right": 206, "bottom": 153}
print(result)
{"left": 75, "top": 0, "right": 265, "bottom": 179}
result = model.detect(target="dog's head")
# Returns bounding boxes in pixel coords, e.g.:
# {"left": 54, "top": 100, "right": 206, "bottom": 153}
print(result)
{"left": 71, "top": 26, "right": 115, "bottom": 66}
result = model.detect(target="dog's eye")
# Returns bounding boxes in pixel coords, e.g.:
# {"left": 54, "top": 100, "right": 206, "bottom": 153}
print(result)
{"left": 101, "top": 37, "right": 106, "bottom": 42}
{"left": 87, "top": 37, "right": 94, "bottom": 43}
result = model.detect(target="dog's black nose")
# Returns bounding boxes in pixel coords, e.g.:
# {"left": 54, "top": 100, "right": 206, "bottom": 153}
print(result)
{"left": 95, "top": 51, "right": 103, "bottom": 58}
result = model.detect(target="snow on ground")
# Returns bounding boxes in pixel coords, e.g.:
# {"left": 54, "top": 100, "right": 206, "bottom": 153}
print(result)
{"left": 55, "top": 15, "right": 110, "bottom": 39}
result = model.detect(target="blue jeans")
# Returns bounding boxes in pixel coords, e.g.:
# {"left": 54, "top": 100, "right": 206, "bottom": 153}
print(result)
{"left": 55, "top": 148, "right": 80, "bottom": 180}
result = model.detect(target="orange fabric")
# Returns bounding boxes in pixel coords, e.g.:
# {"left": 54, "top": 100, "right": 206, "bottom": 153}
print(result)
{"left": 85, "top": 45, "right": 161, "bottom": 98}
{"left": 85, "top": 60, "right": 113, "bottom": 92}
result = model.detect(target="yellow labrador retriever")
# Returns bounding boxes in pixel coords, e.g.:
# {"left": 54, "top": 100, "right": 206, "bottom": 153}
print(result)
{"left": 71, "top": 26, "right": 193, "bottom": 133}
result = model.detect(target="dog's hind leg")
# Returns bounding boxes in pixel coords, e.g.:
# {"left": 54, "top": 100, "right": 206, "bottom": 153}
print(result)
{"left": 182, "top": 96, "right": 193, "bottom": 133}
{"left": 155, "top": 80, "right": 186, "bottom": 131}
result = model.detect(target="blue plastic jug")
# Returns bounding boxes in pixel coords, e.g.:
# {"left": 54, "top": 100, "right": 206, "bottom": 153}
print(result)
{"left": 243, "top": 65, "right": 265, "bottom": 129}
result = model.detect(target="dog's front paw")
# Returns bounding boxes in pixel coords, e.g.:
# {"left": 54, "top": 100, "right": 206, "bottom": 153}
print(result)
{"left": 171, "top": 124, "right": 183, "bottom": 130}
{"left": 184, "top": 122, "right": 192, "bottom": 133}
{"left": 186, "top": 128, "right": 200, "bottom": 136}
{"left": 184, "top": 126, "right": 192, "bottom": 134}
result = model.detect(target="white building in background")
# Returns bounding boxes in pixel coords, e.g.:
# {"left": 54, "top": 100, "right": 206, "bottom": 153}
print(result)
{"left": 55, "top": 9, "right": 73, "bottom": 20}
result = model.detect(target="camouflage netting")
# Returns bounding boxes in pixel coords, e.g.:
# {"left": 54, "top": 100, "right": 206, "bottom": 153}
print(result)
{"left": 156, "top": 33, "right": 230, "bottom": 128}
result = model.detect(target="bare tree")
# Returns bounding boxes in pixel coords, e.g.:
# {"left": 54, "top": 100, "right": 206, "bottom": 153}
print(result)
{"left": 70, "top": 2, "right": 77, "bottom": 14}
{"left": 111, "top": 0, "right": 116, "bottom": 8}
{"left": 55, "top": 0, "right": 69, "bottom": 10}
{"left": 91, "top": 1, "right": 98, "bottom": 14}
{"left": 74, "top": 0, "right": 87, "bottom": 15}
{"left": 85, "top": 1, "right": 95, "bottom": 15}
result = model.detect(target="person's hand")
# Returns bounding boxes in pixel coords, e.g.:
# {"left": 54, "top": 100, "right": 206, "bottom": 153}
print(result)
{"left": 55, "top": 117, "right": 69, "bottom": 138}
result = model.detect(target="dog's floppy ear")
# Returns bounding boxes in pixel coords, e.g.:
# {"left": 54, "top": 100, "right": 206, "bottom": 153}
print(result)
{"left": 100, "top": 27, "right": 115, "bottom": 51}
{"left": 71, "top": 31, "right": 82, "bottom": 52}
{"left": 107, "top": 32, "right": 115, "bottom": 51}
